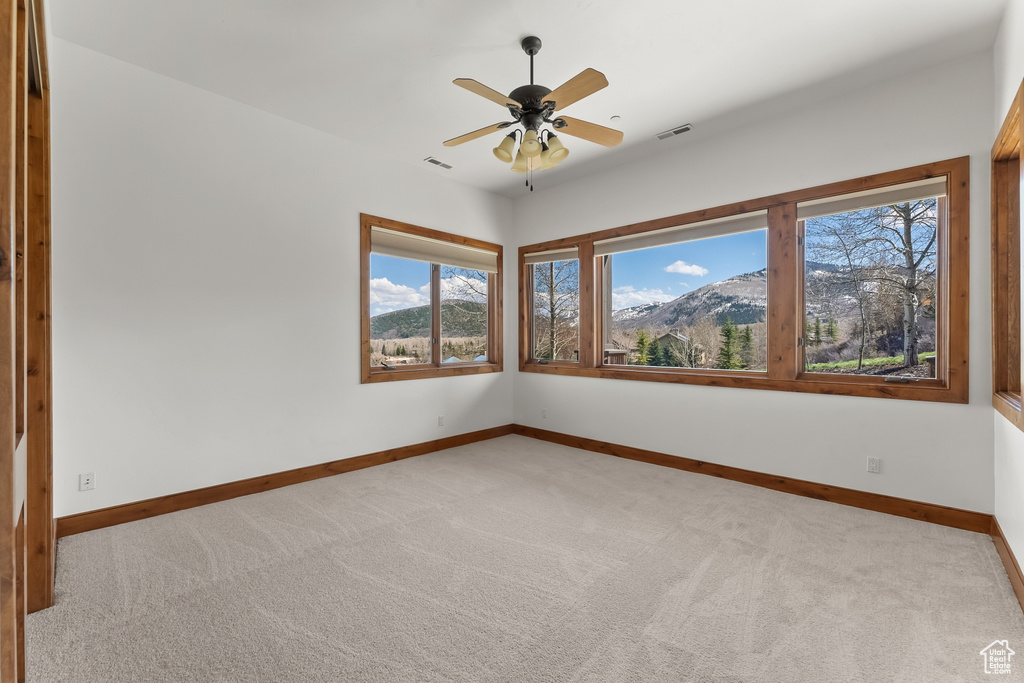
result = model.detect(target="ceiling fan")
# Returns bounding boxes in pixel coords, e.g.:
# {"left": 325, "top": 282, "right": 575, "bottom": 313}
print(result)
{"left": 443, "top": 36, "right": 623, "bottom": 182}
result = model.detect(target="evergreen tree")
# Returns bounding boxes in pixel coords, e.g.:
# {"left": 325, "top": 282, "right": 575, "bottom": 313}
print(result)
{"left": 633, "top": 331, "right": 651, "bottom": 365}
{"left": 661, "top": 345, "right": 679, "bottom": 368}
{"left": 813, "top": 318, "right": 822, "bottom": 346}
{"left": 740, "top": 325, "right": 754, "bottom": 368}
{"left": 647, "top": 338, "right": 664, "bottom": 366}
{"left": 826, "top": 317, "right": 838, "bottom": 343}
{"left": 717, "top": 318, "right": 743, "bottom": 369}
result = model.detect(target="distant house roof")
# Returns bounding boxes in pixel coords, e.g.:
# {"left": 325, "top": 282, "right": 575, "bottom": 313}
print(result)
{"left": 442, "top": 356, "right": 461, "bottom": 363}
{"left": 474, "top": 354, "right": 487, "bottom": 361}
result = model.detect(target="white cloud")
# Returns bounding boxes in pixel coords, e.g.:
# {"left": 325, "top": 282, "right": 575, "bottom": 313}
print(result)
{"left": 370, "top": 277, "right": 428, "bottom": 315}
{"left": 370, "top": 275, "right": 489, "bottom": 316}
{"left": 665, "top": 260, "right": 708, "bottom": 277}
{"left": 611, "top": 285, "right": 676, "bottom": 310}
{"left": 440, "top": 276, "right": 487, "bottom": 302}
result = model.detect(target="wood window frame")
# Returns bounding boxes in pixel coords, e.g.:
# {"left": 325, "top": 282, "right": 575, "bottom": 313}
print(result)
{"left": 992, "top": 79, "right": 1024, "bottom": 428}
{"left": 519, "top": 157, "right": 969, "bottom": 403}
{"left": 360, "top": 214, "right": 503, "bottom": 383}
{"left": 518, "top": 245, "right": 588, "bottom": 368}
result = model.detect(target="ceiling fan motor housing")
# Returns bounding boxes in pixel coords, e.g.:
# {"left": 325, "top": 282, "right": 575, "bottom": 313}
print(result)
{"left": 508, "top": 84, "right": 554, "bottom": 131}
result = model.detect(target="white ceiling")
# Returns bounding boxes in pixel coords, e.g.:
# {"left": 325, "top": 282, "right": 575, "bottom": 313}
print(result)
{"left": 48, "top": 0, "right": 1007, "bottom": 199}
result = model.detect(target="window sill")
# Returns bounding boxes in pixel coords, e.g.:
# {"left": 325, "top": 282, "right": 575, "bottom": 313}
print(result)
{"left": 994, "top": 391, "right": 1023, "bottom": 429}
{"left": 520, "top": 362, "right": 965, "bottom": 403}
{"left": 364, "top": 362, "right": 502, "bottom": 384}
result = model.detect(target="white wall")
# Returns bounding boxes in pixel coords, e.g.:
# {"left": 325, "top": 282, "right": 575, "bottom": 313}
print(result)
{"left": 48, "top": 33, "right": 1011, "bottom": 522}
{"left": 49, "top": 39, "right": 515, "bottom": 517}
{"left": 993, "top": 0, "right": 1024, "bottom": 567}
{"left": 513, "top": 52, "right": 995, "bottom": 513}
{"left": 995, "top": 0, "right": 1024, "bottom": 127}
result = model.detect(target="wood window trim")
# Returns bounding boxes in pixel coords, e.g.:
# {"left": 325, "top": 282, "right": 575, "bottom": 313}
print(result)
{"left": 360, "top": 214, "right": 503, "bottom": 383}
{"left": 518, "top": 238, "right": 587, "bottom": 370}
{"left": 519, "top": 158, "right": 970, "bottom": 404}
{"left": 992, "top": 79, "right": 1024, "bottom": 428}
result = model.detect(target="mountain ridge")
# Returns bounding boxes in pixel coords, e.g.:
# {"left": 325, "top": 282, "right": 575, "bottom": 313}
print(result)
{"left": 370, "top": 300, "right": 487, "bottom": 338}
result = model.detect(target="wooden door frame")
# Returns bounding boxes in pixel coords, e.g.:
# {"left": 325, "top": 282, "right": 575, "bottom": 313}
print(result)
{"left": 2, "top": 0, "right": 52, "bottom": 678}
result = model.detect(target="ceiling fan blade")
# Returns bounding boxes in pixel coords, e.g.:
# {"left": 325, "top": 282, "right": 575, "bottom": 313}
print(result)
{"left": 555, "top": 116, "right": 623, "bottom": 147}
{"left": 443, "top": 122, "right": 512, "bottom": 147}
{"left": 543, "top": 68, "right": 609, "bottom": 111}
{"left": 453, "top": 78, "right": 522, "bottom": 108}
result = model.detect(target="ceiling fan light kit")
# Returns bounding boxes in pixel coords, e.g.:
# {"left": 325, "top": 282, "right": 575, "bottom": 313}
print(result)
{"left": 546, "top": 134, "right": 568, "bottom": 162}
{"left": 521, "top": 129, "right": 542, "bottom": 157}
{"left": 444, "top": 35, "right": 623, "bottom": 189}
{"left": 511, "top": 149, "right": 528, "bottom": 174}
{"left": 493, "top": 132, "right": 517, "bottom": 162}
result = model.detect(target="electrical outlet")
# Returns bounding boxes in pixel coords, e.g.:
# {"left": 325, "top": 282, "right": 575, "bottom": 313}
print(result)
{"left": 542, "top": 408, "right": 548, "bottom": 419}
{"left": 867, "top": 457, "right": 881, "bottom": 474}
{"left": 79, "top": 472, "right": 95, "bottom": 491}
{"left": 437, "top": 415, "right": 444, "bottom": 427}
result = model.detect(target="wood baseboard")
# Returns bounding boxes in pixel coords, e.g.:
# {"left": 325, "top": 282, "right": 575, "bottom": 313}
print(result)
{"left": 56, "top": 425, "right": 514, "bottom": 538}
{"left": 512, "top": 424, "right": 992, "bottom": 533}
{"left": 52, "top": 421, "right": 1024, "bottom": 614}
{"left": 991, "top": 517, "right": 1024, "bottom": 612}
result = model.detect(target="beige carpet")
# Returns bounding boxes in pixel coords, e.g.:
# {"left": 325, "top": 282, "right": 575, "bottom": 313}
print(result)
{"left": 27, "top": 435, "right": 1024, "bottom": 681}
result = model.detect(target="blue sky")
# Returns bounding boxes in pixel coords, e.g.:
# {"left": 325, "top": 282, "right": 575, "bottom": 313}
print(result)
{"left": 609, "top": 230, "right": 766, "bottom": 309}
{"left": 369, "top": 256, "right": 489, "bottom": 317}
{"left": 370, "top": 230, "right": 767, "bottom": 315}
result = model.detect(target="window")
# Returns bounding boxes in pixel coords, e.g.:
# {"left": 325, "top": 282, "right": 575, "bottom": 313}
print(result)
{"left": 598, "top": 212, "right": 768, "bottom": 370}
{"left": 519, "top": 158, "right": 969, "bottom": 402}
{"left": 800, "top": 178, "right": 944, "bottom": 380}
{"left": 992, "top": 79, "right": 1023, "bottom": 428}
{"left": 360, "top": 214, "right": 502, "bottom": 383}
{"left": 525, "top": 248, "right": 580, "bottom": 362}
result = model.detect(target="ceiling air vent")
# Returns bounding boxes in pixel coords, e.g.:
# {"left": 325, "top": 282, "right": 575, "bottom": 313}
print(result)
{"left": 656, "top": 124, "right": 692, "bottom": 141}
{"left": 424, "top": 156, "right": 453, "bottom": 170}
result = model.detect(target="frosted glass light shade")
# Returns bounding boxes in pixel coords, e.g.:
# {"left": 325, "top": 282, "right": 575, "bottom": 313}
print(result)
{"left": 511, "top": 149, "right": 528, "bottom": 173}
{"left": 493, "top": 133, "right": 516, "bottom": 163}
{"left": 540, "top": 144, "right": 557, "bottom": 170}
{"left": 546, "top": 134, "right": 569, "bottom": 162}
{"left": 521, "top": 129, "right": 542, "bottom": 158}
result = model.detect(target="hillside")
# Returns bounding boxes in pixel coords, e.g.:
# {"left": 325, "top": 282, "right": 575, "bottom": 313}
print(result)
{"left": 617, "top": 269, "right": 769, "bottom": 329}
{"left": 370, "top": 301, "right": 487, "bottom": 339}
{"left": 614, "top": 262, "right": 860, "bottom": 330}
{"left": 612, "top": 301, "right": 665, "bottom": 324}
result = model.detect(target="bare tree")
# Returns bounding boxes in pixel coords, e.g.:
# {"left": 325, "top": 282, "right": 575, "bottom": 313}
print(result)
{"left": 861, "top": 201, "right": 937, "bottom": 366}
{"left": 439, "top": 266, "right": 489, "bottom": 360}
{"left": 805, "top": 198, "right": 937, "bottom": 370}
{"left": 685, "top": 316, "right": 721, "bottom": 369}
{"left": 806, "top": 222, "right": 876, "bottom": 370}
{"left": 532, "top": 260, "right": 580, "bottom": 360}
